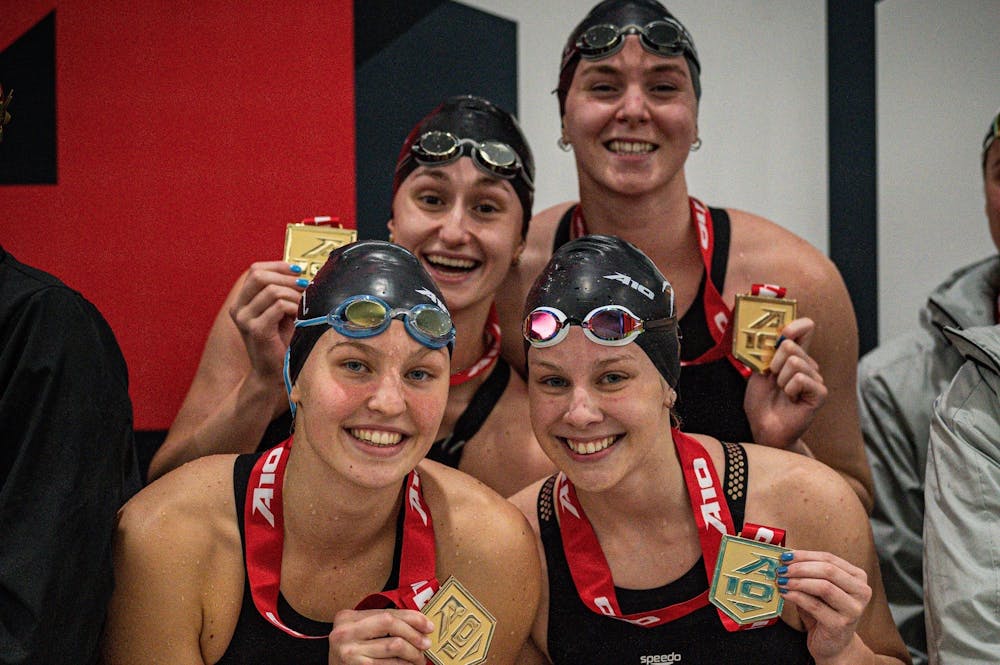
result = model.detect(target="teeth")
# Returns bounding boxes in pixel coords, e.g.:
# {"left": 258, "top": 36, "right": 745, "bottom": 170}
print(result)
{"left": 565, "top": 436, "right": 616, "bottom": 455}
{"left": 608, "top": 140, "right": 655, "bottom": 154}
{"left": 351, "top": 429, "right": 402, "bottom": 447}
{"left": 426, "top": 254, "right": 476, "bottom": 269}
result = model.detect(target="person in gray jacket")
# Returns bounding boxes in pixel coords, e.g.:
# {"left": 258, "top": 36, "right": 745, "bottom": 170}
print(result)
{"left": 923, "top": 324, "right": 1000, "bottom": 664}
{"left": 857, "top": 106, "right": 1000, "bottom": 665}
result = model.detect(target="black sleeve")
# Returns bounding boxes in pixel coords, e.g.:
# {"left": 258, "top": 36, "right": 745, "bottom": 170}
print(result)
{"left": 0, "top": 285, "right": 140, "bottom": 665}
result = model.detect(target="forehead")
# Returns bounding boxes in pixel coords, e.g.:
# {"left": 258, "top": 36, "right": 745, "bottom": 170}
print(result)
{"left": 399, "top": 159, "right": 518, "bottom": 194}
{"left": 575, "top": 36, "right": 690, "bottom": 77}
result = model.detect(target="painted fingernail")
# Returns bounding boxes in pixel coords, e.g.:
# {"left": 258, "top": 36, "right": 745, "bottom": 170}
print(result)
{"left": 775, "top": 335, "right": 786, "bottom": 349}
{"left": 780, "top": 551, "right": 794, "bottom": 561}
{"left": 776, "top": 565, "right": 788, "bottom": 575}
{"left": 777, "top": 577, "right": 788, "bottom": 585}
{"left": 296, "top": 278, "right": 309, "bottom": 288}
{"left": 289, "top": 264, "right": 303, "bottom": 274}
{"left": 778, "top": 587, "right": 788, "bottom": 594}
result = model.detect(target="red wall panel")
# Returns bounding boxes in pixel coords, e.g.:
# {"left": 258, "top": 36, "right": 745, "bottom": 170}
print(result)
{"left": 2, "top": 2, "right": 355, "bottom": 429}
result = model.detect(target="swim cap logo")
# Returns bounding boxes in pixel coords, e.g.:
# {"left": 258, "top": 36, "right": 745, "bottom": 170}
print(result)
{"left": 603, "top": 273, "right": 654, "bottom": 300}
{"left": 417, "top": 287, "right": 450, "bottom": 315}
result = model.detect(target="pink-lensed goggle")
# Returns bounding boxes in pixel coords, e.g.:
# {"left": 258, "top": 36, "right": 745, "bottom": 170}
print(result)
{"left": 523, "top": 305, "right": 674, "bottom": 348}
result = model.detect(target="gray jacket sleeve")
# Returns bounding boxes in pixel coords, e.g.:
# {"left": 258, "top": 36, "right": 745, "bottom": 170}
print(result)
{"left": 924, "top": 325, "right": 1000, "bottom": 665}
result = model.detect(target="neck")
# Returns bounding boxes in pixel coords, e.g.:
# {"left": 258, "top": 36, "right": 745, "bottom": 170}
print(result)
{"left": 579, "top": 179, "right": 695, "bottom": 252}
{"left": 574, "top": 433, "right": 690, "bottom": 532}
{"left": 281, "top": 444, "right": 402, "bottom": 552}
{"left": 449, "top": 298, "right": 494, "bottom": 376}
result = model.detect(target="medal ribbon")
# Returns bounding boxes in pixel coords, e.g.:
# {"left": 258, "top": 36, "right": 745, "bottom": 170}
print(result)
{"left": 449, "top": 303, "right": 501, "bottom": 387}
{"left": 244, "top": 438, "right": 439, "bottom": 639}
{"left": 570, "top": 198, "right": 750, "bottom": 378}
{"left": 556, "top": 430, "right": 783, "bottom": 631}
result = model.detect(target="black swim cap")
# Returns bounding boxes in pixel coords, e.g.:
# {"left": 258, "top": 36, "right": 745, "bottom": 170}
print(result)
{"left": 286, "top": 240, "right": 452, "bottom": 387}
{"left": 524, "top": 234, "right": 680, "bottom": 387}
{"left": 557, "top": 0, "right": 701, "bottom": 116}
{"left": 393, "top": 95, "right": 535, "bottom": 236}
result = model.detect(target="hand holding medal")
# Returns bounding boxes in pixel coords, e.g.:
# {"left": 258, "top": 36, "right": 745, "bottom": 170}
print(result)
{"left": 737, "top": 290, "right": 828, "bottom": 451}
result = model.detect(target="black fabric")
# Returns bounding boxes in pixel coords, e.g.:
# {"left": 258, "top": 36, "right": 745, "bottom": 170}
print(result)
{"left": 674, "top": 208, "right": 753, "bottom": 442}
{"left": 0, "top": 246, "right": 141, "bottom": 665}
{"left": 537, "top": 441, "right": 811, "bottom": 664}
{"left": 257, "top": 410, "right": 294, "bottom": 453}
{"left": 427, "top": 357, "right": 511, "bottom": 467}
{"left": 218, "top": 452, "right": 405, "bottom": 664}
{"left": 552, "top": 205, "right": 753, "bottom": 442}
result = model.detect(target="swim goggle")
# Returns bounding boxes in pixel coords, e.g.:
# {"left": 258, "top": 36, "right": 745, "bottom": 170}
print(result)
{"left": 407, "top": 130, "right": 534, "bottom": 188}
{"left": 523, "top": 305, "right": 675, "bottom": 348}
{"left": 575, "top": 19, "right": 699, "bottom": 69}
{"left": 295, "top": 294, "right": 456, "bottom": 350}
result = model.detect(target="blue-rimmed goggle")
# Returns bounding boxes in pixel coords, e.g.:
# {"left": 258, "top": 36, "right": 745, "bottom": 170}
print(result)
{"left": 576, "top": 19, "right": 699, "bottom": 69}
{"left": 295, "top": 294, "right": 456, "bottom": 350}
{"left": 407, "top": 130, "right": 534, "bottom": 188}
{"left": 523, "top": 305, "right": 674, "bottom": 348}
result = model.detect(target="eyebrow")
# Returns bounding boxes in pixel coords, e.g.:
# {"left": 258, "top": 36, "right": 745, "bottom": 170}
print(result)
{"left": 530, "top": 353, "right": 635, "bottom": 372}
{"left": 579, "top": 60, "right": 688, "bottom": 77}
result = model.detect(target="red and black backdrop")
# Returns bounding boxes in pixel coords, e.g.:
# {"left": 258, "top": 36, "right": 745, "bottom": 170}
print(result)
{"left": 1, "top": 2, "right": 517, "bottom": 467}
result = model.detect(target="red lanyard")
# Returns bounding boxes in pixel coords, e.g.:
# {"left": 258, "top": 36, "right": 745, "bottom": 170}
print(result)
{"left": 244, "top": 438, "right": 440, "bottom": 639}
{"left": 570, "top": 198, "right": 750, "bottom": 378}
{"left": 449, "top": 303, "right": 501, "bottom": 387}
{"left": 556, "top": 429, "right": 784, "bottom": 631}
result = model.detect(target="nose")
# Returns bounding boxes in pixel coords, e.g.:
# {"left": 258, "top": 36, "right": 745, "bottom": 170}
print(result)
{"left": 615, "top": 85, "right": 650, "bottom": 126}
{"left": 367, "top": 372, "right": 407, "bottom": 417}
{"left": 438, "top": 202, "right": 471, "bottom": 245}
{"left": 563, "top": 385, "right": 603, "bottom": 428}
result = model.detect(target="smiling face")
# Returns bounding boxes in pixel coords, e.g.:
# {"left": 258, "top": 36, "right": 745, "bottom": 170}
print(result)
{"left": 388, "top": 158, "right": 525, "bottom": 314}
{"left": 526, "top": 327, "right": 675, "bottom": 493}
{"left": 562, "top": 36, "right": 698, "bottom": 200}
{"left": 289, "top": 322, "right": 450, "bottom": 490}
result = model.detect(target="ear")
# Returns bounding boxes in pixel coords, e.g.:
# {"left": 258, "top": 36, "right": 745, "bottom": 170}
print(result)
{"left": 512, "top": 240, "right": 525, "bottom": 267}
{"left": 663, "top": 383, "right": 677, "bottom": 410}
{"left": 386, "top": 216, "right": 396, "bottom": 239}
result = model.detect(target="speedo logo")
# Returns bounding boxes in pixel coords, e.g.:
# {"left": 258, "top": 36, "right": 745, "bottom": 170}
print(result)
{"left": 640, "top": 653, "right": 682, "bottom": 663}
{"left": 603, "top": 273, "right": 654, "bottom": 300}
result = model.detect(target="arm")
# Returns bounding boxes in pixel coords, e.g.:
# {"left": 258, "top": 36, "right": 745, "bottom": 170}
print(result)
{"left": 0, "top": 288, "right": 137, "bottom": 665}
{"left": 763, "top": 455, "right": 910, "bottom": 665}
{"left": 148, "top": 262, "right": 304, "bottom": 480}
{"left": 100, "top": 473, "right": 223, "bottom": 665}
{"left": 924, "top": 357, "right": 1000, "bottom": 665}
{"left": 433, "top": 475, "right": 542, "bottom": 665}
{"left": 730, "top": 213, "right": 874, "bottom": 511}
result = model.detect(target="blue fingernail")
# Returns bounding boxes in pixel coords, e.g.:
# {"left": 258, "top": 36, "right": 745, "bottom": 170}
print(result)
{"left": 780, "top": 551, "right": 794, "bottom": 561}
{"left": 778, "top": 587, "right": 788, "bottom": 594}
{"left": 296, "top": 278, "right": 309, "bottom": 288}
{"left": 289, "top": 264, "right": 303, "bottom": 274}
{"left": 777, "top": 577, "right": 788, "bottom": 585}
{"left": 775, "top": 335, "right": 786, "bottom": 349}
{"left": 776, "top": 565, "right": 788, "bottom": 574}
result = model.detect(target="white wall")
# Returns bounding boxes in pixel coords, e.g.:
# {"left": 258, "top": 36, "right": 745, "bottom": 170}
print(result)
{"left": 462, "top": 0, "right": 998, "bottom": 346}
{"left": 461, "top": 0, "right": 829, "bottom": 249}
{"left": 876, "top": 0, "right": 998, "bottom": 342}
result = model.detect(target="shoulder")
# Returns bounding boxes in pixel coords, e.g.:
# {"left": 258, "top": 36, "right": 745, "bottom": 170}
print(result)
{"left": 519, "top": 202, "right": 575, "bottom": 270}
{"left": 725, "top": 208, "right": 845, "bottom": 300}
{"left": 118, "top": 455, "right": 240, "bottom": 559}
{"left": 743, "top": 445, "right": 867, "bottom": 545}
{"left": 419, "top": 461, "right": 531, "bottom": 539}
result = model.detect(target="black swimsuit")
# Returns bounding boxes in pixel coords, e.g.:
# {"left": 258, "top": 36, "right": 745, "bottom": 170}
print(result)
{"left": 215, "top": 452, "right": 404, "bottom": 664}
{"left": 553, "top": 206, "right": 754, "bottom": 442}
{"left": 537, "top": 441, "right": 811, "bottom": 664}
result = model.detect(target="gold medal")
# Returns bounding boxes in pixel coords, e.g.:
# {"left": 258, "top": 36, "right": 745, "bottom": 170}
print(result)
{"left": 732, "top": 294, "right": 797, "bottom": 373}
{"left": 283, "top": 221, "right": 357, "bottom": 278}
{"left": 709, "top": 534, "right": 787, "bottom": 625}
{"left": 421, "top": 576, "right": 496, "bottom": 665}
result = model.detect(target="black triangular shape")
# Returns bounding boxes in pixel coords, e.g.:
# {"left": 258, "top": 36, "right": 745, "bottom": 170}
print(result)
{"left": 0, "top": 10, "right": 57, "bottom": 184}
